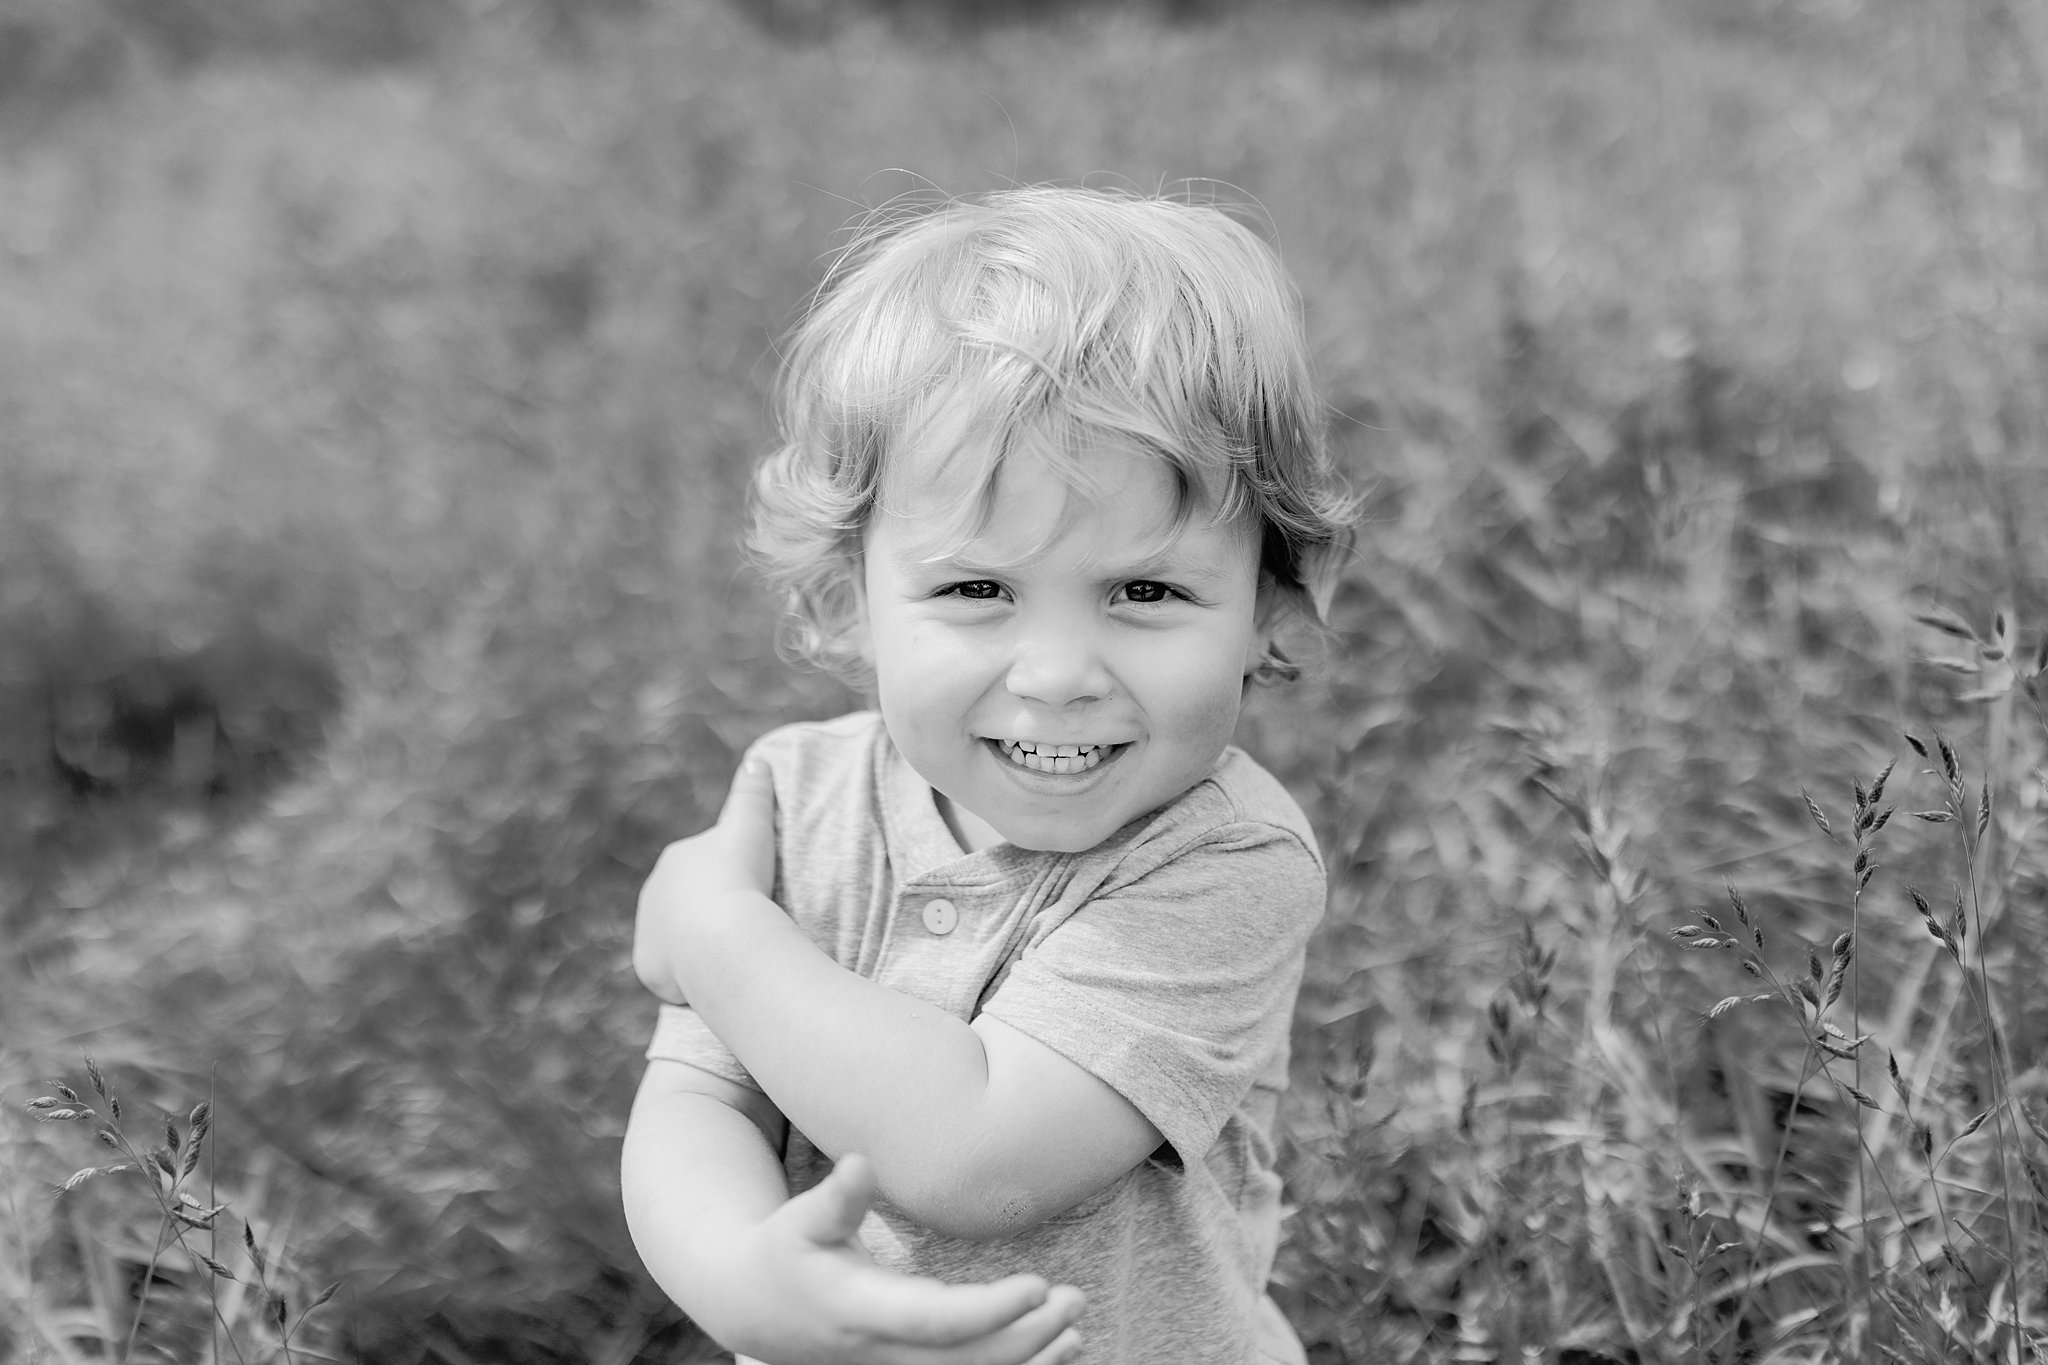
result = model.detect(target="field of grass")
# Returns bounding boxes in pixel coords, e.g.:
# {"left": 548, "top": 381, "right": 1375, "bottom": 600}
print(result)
{"left": 4, "top": 0, "right": 2048, "bottom": 1360}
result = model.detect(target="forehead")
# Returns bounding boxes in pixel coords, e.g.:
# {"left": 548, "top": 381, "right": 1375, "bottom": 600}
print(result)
{"left": 873, "top": 416, "right": 1250, "bottom": 571}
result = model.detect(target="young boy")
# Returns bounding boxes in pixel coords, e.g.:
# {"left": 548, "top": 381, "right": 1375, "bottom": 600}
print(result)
{"left": 622, "top": 186, "right": 1354, "bottom": 1364}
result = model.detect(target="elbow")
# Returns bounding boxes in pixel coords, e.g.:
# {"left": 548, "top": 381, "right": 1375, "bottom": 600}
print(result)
{"left": 874, "top": 1158, "right": 1055, "bottom": 1242}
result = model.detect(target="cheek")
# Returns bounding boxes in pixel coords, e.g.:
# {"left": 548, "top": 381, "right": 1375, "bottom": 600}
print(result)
{"left": 1139, "top": 637, "right": 1252, "bottom": 739}
{"left": 870, "top": 621, "right": 984, "bottom": 719}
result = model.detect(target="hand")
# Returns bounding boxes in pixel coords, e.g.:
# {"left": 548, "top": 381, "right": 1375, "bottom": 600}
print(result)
{"left": 634, "top": 758, "right": 780, "bottom": 1006}
{"left": 716, "top": 1154, "right": 1086, "bottom": 1365}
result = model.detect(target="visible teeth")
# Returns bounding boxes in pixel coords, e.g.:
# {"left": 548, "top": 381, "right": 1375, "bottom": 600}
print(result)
{"left": 999, "top": 740, "right": 1110, "bottom": 775}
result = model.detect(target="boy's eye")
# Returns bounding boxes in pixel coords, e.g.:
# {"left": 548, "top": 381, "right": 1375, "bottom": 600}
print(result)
{"left": 1121, "top": 580, "right": 1178, "bottom": 604}
{"left": 941, "top": 580, "right": 1004, "bottom": 600}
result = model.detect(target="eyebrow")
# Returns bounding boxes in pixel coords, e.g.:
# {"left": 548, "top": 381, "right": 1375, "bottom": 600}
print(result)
{"left": 1115, "top": 550, "right": 1239, "bottom": 586}
{"left": 909, "top": 546, "right": 1240, "bottom": 587}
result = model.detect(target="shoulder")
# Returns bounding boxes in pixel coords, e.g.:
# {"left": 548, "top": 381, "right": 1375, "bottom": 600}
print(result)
{"left": 745, "top": 711, "right": 885, "bottom": 782}
{"left": 746, "top": 710, "right": 883, "bottom": 762}
{"left": 744, "top": 711, "right": 888, "bottom": 826}
{"left": 1114, "top": 748, "right": 1324, "bottom": 879}
{"left": 1072, "top": 750, "right": 1327, "bottom": 932}
{"left": 1204, "top": 747, "right": 1326, "bottom": 872}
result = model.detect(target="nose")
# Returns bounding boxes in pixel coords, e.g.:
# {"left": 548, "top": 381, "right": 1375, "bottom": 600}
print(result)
{"left": 1004, "top": 614, "right": 1112, "bottom": 707}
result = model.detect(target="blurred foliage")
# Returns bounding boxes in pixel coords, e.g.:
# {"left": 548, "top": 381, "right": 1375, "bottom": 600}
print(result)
{"left": 4, "top": 0, "right": 2048, "bottom": 1360}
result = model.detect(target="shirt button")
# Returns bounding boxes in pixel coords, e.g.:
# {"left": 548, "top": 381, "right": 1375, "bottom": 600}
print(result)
{"left": 921, "top": 898, "right": 959, "bottom": 936}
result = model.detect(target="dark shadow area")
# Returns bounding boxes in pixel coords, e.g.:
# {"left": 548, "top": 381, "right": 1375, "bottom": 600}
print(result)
{"left": 0, "top": 550, "right": 345, "bottom": 934}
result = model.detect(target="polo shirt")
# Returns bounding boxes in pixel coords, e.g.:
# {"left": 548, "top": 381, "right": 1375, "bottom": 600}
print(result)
{"left": 646, "top": 711, "right": 1325, "bottom": 1362}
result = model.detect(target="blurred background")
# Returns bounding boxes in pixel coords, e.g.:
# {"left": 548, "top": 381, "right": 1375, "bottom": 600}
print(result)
{"left": 4, "top": 0, "right": 2047, "bottom": 1361}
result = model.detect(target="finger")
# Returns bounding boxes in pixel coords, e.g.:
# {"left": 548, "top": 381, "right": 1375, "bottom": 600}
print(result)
{"left": 1013, "top": 1324, "right": 1084, "bottom": 1365}
{"left": 850, "top": 1272, "right": 1075, "bottom": 1353}
{"left": 788, "top": 1152, "right": 879, "bottom": 1247}
{"left": 921, "top": 1286, "right": 1084, "bottom": 1365}
{"left": 720, "top": 755, "right": 777, "bottom": 826}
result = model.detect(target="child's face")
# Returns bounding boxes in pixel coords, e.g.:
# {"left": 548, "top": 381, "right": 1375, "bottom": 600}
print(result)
{"left": 855, "top": 435, "right": 1271, "bottom": 855}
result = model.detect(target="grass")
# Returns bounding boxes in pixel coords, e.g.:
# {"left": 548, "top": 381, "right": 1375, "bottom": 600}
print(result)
{"left": 3, "top": 0, "right": 2048, "bottom": 1359}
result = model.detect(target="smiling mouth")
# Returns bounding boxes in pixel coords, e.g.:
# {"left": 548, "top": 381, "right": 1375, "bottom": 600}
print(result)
{"left": 995, "top": 739, "right": 1121, "bottom": 775}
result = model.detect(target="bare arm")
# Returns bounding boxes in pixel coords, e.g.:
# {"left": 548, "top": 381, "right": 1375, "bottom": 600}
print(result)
{"left": 635, "top": 762, "right": 1165, "bottom": 1240}
{"left": 619, "top": 1060, "right": 1086, "bottom": 1364}
{"left": 619, "top": 1061, "right": 789, "bottom": 1324}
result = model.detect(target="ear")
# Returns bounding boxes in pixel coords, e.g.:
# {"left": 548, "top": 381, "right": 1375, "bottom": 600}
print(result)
{"left": 1243, "top": 575, "right": 1284, "bottom": 679}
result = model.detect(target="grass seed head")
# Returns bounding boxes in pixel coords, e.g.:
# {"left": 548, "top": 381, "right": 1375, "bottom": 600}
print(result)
{"left": 182, "top": 1100, "right": 212, "bottom": 1179}
{"left": 1914, "top": 610, "right": 1978, "bottom": 641}
{"left": 246, "top": 1219, "right": 269, "bottom": 1278}
{"left": 1800, "top": 789, "right": 1833, "bottom": 837}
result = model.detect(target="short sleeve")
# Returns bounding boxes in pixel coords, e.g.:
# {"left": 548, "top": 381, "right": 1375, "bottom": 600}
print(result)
{"left": 978, "top": 823, "right": 1325, "bottom": 1167}
{"left": 644, "top": 1003, "right": 760, "bottom": 1092}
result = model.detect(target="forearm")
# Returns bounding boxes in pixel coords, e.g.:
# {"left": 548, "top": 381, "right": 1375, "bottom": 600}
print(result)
{"left": 620, "top": 1069, "right": 786, "bottom": 1335}
{"left": 673, "top": 893, "right": 998, "bottom": 1218}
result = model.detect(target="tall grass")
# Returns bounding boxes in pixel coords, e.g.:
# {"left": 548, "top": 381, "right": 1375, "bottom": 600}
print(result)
{"left": 4, "top": 0, "right": 2048, "bottom": 1360}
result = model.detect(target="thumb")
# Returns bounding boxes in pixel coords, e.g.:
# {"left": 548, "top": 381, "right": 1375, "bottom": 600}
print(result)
{"left": 720, "top": 756, "right": 777, "bottom": 827}
{"left": 788, "top": 1153, "right": 876, "bottom": 1248}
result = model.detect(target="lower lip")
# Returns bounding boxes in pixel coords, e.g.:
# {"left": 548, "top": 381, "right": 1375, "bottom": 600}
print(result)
{"left": 982, "top": 739, "right": 1129, "bottom": 791}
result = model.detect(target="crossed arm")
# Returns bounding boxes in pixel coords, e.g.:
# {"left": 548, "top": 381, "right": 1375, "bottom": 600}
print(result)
{"left": 621, "top": 759, "right": 1165, "bottom": 1361}
{"left": 621, "top": 1061, "right": 1087, "bottom": 1364}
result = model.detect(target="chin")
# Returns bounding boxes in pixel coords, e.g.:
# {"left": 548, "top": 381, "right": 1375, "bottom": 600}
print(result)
{"left": 998, "top": 821, "right": 1108, "bottom": 855}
